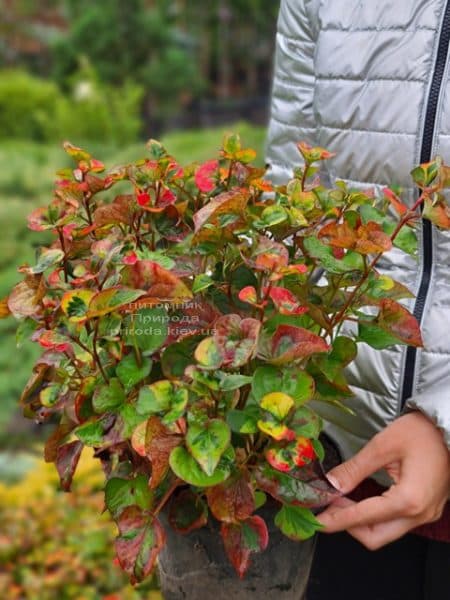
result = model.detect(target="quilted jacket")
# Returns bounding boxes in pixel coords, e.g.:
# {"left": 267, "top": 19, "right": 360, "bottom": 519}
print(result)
{"left": 265, "top": 0, "right": 450, "bottom": 467}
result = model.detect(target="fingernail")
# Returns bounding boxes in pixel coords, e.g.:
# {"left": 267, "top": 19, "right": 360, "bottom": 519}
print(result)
{"left": 326, "top": 473, "right": 341, "bottom": 492}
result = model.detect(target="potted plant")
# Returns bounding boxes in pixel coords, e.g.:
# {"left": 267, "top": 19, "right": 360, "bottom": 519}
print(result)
{"left": 2, "top": 134, "right": 449, "bottom": 599}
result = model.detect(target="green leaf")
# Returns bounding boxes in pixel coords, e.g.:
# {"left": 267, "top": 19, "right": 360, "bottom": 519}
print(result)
{"left": 314, "top": 336, "right": 357, "bottom": 381}
{"left": 186, "top": 419, "right": 231, "bottom": 476}
{"left": 360, "top": 204, "right": 384, "bottom": 225}
{"left": 105, "top": 475, "right": 153, "bottom": 519}
{"left": 411, "top": 161, "right": 439, "bottom": 187}
{"left": 88, "top": 288, "right": 146, "bottom": 318}
{"left": 223, "top": 132, "right": 241, "bottom": 155}
{"left": 27, "top": 248, "right": 65, "bottom": 274}
{"left": 136, "top": 249, "right": 175, "bottom": 270}
{"left": 219, "top": 373, "right": 253, "bottom": 391}
{"left": 252, "top": 366, "right": 315, "bottom": 405}
{"left": 116, "top": 353, "right": 152, "bottom": 392}
{"left": 123, "top": 307, "right": 168, "bottom": 354}
{"left": 169, "top": 446, "right": 232, "bottom": 487}
{"left": 303, "top": 237, "right": 364, "bottom": 274}
{"left": 291, "top": 406, "right": 323, "bottom": 439}
{"left": 192, "top": 274, "right": 214, "bottom": 294}
{"left": 383, "top": 221, "right": 418, "bottom": 256}
{"left": 119, "top": 404, "right": 147, "bottom": 438}
{"left": 136, "top": 380, "right": 188, "bottom": 423}
{"left": 92, "top": 378, "right": 126, "bottom": 413}
{"left": 226, "top": 408, "right": 259, "bottom": 434}
{"left": 357, "top": 321, "right": 400, "bottom": 349}
{"left": 161, "top": 335, "right": 204, "bottom": 378}
{"left": 260, "top": 392, "right": 294, "bottom": 420}
{"left": 146, "top": 138, "right": 167, "bottom": 159}
{"left": 254, "top": 491, "right": 267, "bottom": 510}
{"left": 194, "top": 337, "right": 223, "bottom": 369}
{"left": 358, "top": 299, "right": 422, "bottom": 349}
{"left": 74, "top": 416, "right": 111, "bottom": 446}
{"left": 40, "top": 384, "right": 62, "bottom": 408}
{"left": 275, "top": 505, "right": 323, "bottom": 541}
{"left": 16, "top": 317, "right": 38, "bottom": 347}
{"left": 259, "top": 205, "right": 288, "bottom": 227}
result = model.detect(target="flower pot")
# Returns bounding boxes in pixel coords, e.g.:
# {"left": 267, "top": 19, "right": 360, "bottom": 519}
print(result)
{"left": 157, "top": 500, "right": 316, "bottom": 600}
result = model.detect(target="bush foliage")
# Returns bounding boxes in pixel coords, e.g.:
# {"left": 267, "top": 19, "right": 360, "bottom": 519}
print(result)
{"left": 0, "top": 69, "right": 142, "bottom": 145}
{"left": 0, "top": 450, "right": 161, "bottom": 600}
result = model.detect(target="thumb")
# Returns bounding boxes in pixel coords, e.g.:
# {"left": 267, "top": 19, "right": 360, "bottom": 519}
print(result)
{"left": 326, "top": 436, "right": 388, "bottom": 494}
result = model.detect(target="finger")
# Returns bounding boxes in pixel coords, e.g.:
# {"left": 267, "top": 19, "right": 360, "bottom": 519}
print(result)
{"left": 347, "top": 517, "right": 416, "bottom": 550}
{"left": 317, "top": 493, "right": 404, "bottom": 532}
{"left": 326, "top": 435, "right": 392, "bottom": 494}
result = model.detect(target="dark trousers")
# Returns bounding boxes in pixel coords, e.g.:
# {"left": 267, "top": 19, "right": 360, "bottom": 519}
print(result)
{"left": 306, "top": 532, "right": 450, "bottom": 600}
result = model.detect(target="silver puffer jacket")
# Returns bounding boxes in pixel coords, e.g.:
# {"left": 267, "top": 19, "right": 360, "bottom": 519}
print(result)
{"left": 266, "top": 0, "right": 450, "bottom": 466}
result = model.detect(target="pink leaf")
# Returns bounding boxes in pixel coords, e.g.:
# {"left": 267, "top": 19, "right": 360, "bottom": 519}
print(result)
{"left": 195, "top": 160, "right": 219, "bottom": 193}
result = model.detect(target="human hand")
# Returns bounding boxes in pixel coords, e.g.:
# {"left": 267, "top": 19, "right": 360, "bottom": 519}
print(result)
{"left": 317, "top": 412, "right": 450, "bottom": 549}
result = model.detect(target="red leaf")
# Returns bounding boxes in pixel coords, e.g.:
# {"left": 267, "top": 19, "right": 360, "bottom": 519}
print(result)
{"left": 332, "top": 247, "right": 345, "bottom": 259}
{"left": 94, "top": 194, "right": 135, "bottom": 226}
{"left": 122, "top": 251, "right": 138, "bottom": 265}
{"left": 132, "top": 417, "right": 182, "bottom": 489}
{"left": 297, "top": 142, "right": 335, "bottom": 162}
{"left": 378, "top": 299, "right": 423, "bottom": 347}
{"left": 137, "top": 192, "right": 151, "bottom": 207}
{"left": 37, "top": 330, "right": 72, "bottom": 354}
{"left": 238, "top": 286, "right": 258, "bottom": 305}
{"left": 255, "top": 246, "right": 289, "bottom": 273}
{"left": 265, "top": 436, "right": 315, "bottom": 473}
{"left": 159, "top": 187, "right": 176, "bottom": 206}
{"left": 7, "top": 275, "right": 45, "bottom": 318}
{"left": 206, "top": 472, "right": 255, "bottom": 523}
{"left": 195, "top": 160, "right": 219, "bottom": 192}
{"left": 254, "top": 462, "right": 341, "bottom": 509}
{"left": 121, "top": 260, "right": 193, "bottom": 304}
{"left": 221, "top": 516, "right": 269, "bottom": 578}
{"left": 55, "top": 440, "right": 83, "bottom": 491}
{"left": 292, "top": 437, "right": 316, "bottom": 467}
{"left": 319, "top": 221, "right": 356, "bottom": 249}
{"left": 268, "top": 287, "right": 308, "bottom": 315}
{"left": 265, "top": 447, "right": 291, "bottom": 472}
{"left": 115, "top": 506, "right": 165, "bottom": 584}
{"left": 270, "top": 325, "right": 329, "bottom": 364}
{"left": 423, "top": 197, "right": 450, "bottom": 229}
{"left": 383, "top": 188, "right": 408, "bottom": 216}
{"left": 355, "top": 222, "right": 393, "bottom": 254}
{"left": 214, "top": 314, "right": 261, "bottom": 368}
{"left": 193, "top": 189, "right": 249, "bottom": 235}
{"left": 44, "top": 423, "right": 74, "bottom": 462}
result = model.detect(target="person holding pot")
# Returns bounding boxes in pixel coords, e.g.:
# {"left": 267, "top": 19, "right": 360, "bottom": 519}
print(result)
{"left": 266, "top": 1, "right": 450, "bottom": 598}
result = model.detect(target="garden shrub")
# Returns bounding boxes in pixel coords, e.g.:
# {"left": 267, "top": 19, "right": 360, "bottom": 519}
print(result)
{"left": 0, "top": 70, "right": 62, "bottom": 142}
{"left": 0, "top": 69, "right": 143, "bottom": 145}
{"left": 0, "top": 450, "right": 161, "bottom": 599}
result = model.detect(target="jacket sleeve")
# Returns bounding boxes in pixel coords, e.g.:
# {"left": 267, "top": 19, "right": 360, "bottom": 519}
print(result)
{"left": 265, "top": 0, "right": 319, "bottom": 185}
{"left": 405, "top": 383, "right": 450, "bottom": 449}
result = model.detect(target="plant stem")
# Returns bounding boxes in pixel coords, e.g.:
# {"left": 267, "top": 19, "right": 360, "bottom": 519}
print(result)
{"left": 93, "top": 319, "right": 109, "bottom": 383}
{"left": 300, "top": 160, "right": 312, "bottom": 192}
{"left": 330, "top": 193, "right": 425, "bottom": 327}
{"left": 226, "top": 159, "right": 234, "bottom": 189}
{"left": 64, "top": 351, "right": 84, "bottom": 379}
{"left": 153, "top": 478, "right": 181, "bottom": 516}
{"left": 57, "top": 229, "right": 69, "bottom": 283}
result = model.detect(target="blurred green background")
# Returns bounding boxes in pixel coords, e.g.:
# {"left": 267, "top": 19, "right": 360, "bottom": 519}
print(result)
{"left": 0, "top": 1, "right": 278, "bottom": 598}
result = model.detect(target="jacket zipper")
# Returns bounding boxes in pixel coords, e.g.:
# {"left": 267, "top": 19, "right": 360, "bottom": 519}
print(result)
{"left": 401, "top": 0, "right": 450, "bottom": 407}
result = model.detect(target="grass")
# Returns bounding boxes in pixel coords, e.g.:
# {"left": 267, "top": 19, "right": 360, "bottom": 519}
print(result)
{"left": 0, "top": 122, "right": 266, "bottom": 446}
